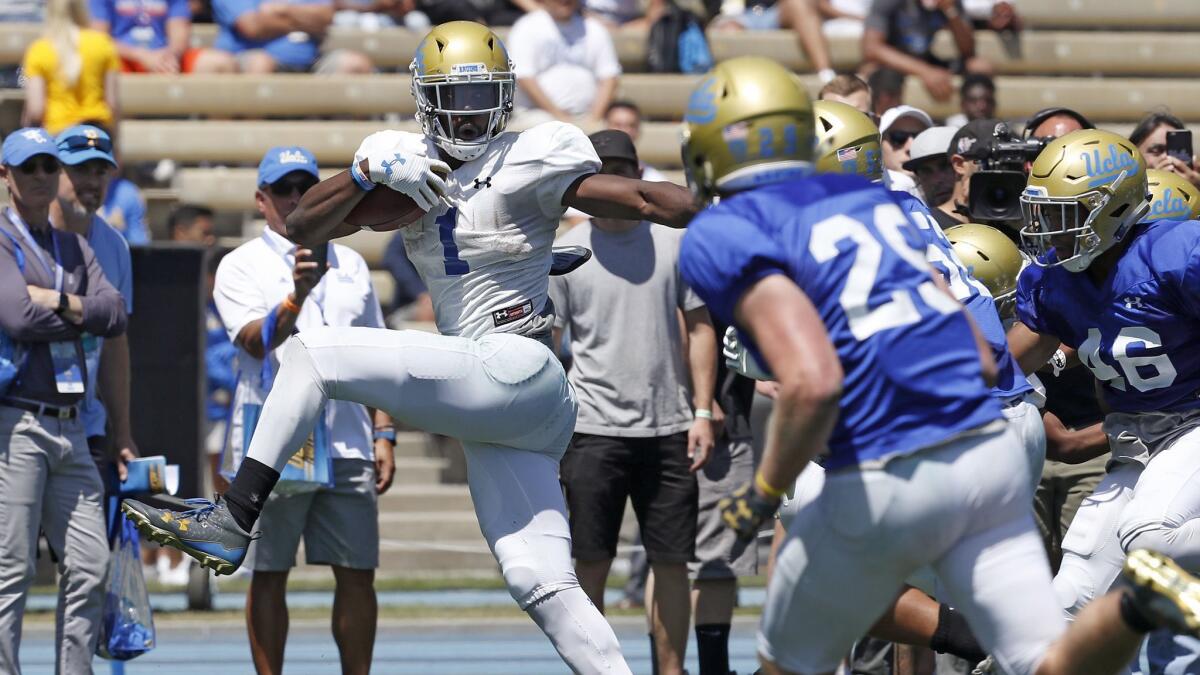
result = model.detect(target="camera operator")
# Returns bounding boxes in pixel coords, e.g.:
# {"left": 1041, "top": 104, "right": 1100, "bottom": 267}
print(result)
{"left": 1023, "top": 107, "right": 1093, "bottom": 142}
{"left": 935, "top": 118, "right": 1046, "bottom": 234}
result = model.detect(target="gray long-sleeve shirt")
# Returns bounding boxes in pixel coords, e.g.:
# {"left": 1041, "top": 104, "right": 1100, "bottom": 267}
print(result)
{"left": 0, "top": 211, "right": 127, "bottom": 406}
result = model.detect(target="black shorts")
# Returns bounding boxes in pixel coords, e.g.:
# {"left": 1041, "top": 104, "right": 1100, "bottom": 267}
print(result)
{"left": 560, "top": 432, "right": 698, "bottom": 564}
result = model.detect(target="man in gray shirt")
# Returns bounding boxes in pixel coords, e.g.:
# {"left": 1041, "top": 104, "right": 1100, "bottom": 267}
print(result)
{"left": 0, "top": 127, "right": 127, "bottom": 674}
{"left": 550, "top": 130, "right": 716, "bottom": 675}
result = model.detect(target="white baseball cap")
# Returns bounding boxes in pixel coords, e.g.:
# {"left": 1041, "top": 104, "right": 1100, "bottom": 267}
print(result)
{"left": 879, "top": 105, "right": 934, "bottom": 135}
{"left": 902, "top": 126, "right": 958, "bottom": 171}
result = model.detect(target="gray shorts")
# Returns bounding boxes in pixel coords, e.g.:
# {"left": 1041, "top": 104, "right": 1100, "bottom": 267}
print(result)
{"left": 690, "top": 437, "right": 759, "bottom": 580}
{"left": 244, "top": 458, "right": 379, "bottom": 572}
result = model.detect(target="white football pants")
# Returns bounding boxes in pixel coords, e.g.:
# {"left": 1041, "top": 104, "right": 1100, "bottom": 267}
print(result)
{"left": 1054, "top": 424, "right": 1200, "bottom": 618}
{"left": 767, "top": 425, "right": 1065, "bottom": 675}
{"left": 244, "top": 327, "right": 631, "bottom": 674}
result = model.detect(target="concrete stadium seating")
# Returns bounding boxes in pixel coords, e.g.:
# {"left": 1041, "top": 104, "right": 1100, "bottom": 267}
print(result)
{"left": 5, "top": 22, "right": 1200, "bottom": 75}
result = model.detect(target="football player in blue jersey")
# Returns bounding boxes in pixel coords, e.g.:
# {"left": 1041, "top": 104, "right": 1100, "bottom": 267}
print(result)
{"left": 814, "top": 100, "right": 1045, "bottom": 488}
{"left": 678, "top": 57, "right": 1200, "bottom": 675}
{"left": 1010, "top": 129, "right": 1200, "bottom": 640}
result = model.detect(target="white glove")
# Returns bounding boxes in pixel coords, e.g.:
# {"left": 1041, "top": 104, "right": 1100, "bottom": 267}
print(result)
{"left": 722, "top": 325, "right": 774, "bottom": 381}
{"left": 358, "top": 145, "right": 450, "bottom": 212}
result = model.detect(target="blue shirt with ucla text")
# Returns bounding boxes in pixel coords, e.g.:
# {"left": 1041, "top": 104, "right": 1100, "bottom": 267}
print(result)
{"left": 680, "top": 174, "right": 1002, "bottom": 470}
{"left": 892, "top": 191, "right": 1032, "bottom": 402}
{"left": 1017, "top": 219, "right": 1200, "bottom": 414}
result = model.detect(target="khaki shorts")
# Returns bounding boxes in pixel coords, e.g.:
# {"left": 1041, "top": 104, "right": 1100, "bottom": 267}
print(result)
{"left": 690, "top": 437, "right": 758, "bottom": 580}
{"left": 244, "top": 459, "right": 379, "bottom": 571}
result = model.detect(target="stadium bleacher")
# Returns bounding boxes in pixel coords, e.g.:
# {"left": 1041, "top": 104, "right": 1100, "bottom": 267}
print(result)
{"left": 0, "top": 0, "right": 1196, "bottom": 317}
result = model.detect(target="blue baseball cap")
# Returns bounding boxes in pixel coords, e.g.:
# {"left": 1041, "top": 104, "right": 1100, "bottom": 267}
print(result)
{"left": 2, "top": 127, "right": 59, "bottom": 166}
{"left": 258, "top": 146, "right": 319, "bottom": 185}
{"left": 55, "top": 124, "right": 117, "bottom": 166}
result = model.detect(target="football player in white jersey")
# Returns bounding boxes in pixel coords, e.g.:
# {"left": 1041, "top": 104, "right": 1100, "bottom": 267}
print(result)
{"left": 122, "top": 21, "right": 696, "bottom": 674}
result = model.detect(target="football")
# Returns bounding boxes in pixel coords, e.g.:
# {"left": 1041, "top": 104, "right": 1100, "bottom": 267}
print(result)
{"left": 345, "top": 186, "right": 427, "bottom": 231}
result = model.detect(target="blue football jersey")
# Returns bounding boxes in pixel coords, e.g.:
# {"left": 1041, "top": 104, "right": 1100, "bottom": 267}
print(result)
{"left": 1017, "top": 219, "right": 1200, "bottom": 414}
{"left": 891, "top": 191, "right": 1032, "bottom": 402}
{"left": 679, "top": 173, "right": 1002, "bottom": 470}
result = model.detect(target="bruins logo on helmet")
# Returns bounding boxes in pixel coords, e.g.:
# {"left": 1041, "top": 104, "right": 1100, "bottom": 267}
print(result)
{"left": 1145, "top": 168, "right": 1200, "bottom": 222}
{"left": 813, "top": 100, "right": 882, "bottom": 182}
{"left": 1020, "top": 129, "right": 1149, "bottom": 272}
{"left": 410, "top": 21, "right": 514, "bottom": 162}
{"left": 680, "top": 57, "right": 816, "bottom": 203}
{"left": 945, "top": 223, "right": 1025, "bottom": 320}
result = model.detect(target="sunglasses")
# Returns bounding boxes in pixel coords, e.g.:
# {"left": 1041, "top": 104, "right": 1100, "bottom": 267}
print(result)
{"left": 885, "top": 129, "right": 921, "bottom": 146}
{"left": 263, "top": 176, "right": 319, "bottom": 197}
{"left": 59, "top": 133, "right": 113, "bottom": 154}
{"left": 16, "top": 157, "right": 61, "bottom": 175}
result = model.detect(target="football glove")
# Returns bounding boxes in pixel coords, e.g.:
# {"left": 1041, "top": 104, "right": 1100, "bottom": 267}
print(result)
{"left": 358, "top": 146, "right": 450, "bottom": 212}
{"left": 722, "top": 326, "right": 774, "bottom": 381}
{"left": 719, "top": 481, "right": 780, "bottom": 542}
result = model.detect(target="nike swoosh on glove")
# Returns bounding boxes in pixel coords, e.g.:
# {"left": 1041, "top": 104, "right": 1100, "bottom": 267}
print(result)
{"left": 360, "top": 148, "right": 451, "bottom": 211}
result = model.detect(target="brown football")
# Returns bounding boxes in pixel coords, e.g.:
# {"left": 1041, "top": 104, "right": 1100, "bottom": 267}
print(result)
{"left": 345, "top": 186, "right": 427, "bottom": 231}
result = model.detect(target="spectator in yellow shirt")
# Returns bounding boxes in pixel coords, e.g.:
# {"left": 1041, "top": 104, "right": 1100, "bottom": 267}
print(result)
{"left": 21, "top": 0, "right": 121, "bottom": 137}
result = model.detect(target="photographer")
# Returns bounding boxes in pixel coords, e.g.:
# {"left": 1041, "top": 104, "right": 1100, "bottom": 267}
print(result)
{"left": 936, "top": 118, "right": 1045, "bottom": 233}
{"left": 931, "top": 118, "right": 996, "bottom": 228}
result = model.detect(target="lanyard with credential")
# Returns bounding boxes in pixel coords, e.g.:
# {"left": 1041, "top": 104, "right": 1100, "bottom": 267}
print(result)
{"left": 6, "top": 208, "right": 63, "bottom": 293}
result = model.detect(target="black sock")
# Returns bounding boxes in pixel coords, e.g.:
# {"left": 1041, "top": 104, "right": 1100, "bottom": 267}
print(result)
{"left": 930, "top": 604, "right": 987, "bottom": 663}
{"left": 648, "top": 633, "right": 659, "bottom": 675}
{"left": 1119, "top": 590, "right": 1157, "bottom": 633}
{"left": 223, "top": 458, "right": 279, "bottom": 532}
{"left": 695, "top": 623, "right": 731, "bottom": 675}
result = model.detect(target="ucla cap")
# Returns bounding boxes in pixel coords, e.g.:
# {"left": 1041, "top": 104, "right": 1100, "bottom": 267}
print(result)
{"left": 2, "top": 127, "right": 59, "bottom": 166}
{"left": 258, "top": 146, "right": 319, "bottom": 185}
{"left": 56, "top": 124, "right": 116, "bottom": 166}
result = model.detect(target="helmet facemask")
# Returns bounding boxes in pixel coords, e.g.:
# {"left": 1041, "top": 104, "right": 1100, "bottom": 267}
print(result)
{"left": 1019, "top": 170, "right": 1146, "bottom": 272}
{"left": 412, "top": 63, "right": 514, "bottom": 162}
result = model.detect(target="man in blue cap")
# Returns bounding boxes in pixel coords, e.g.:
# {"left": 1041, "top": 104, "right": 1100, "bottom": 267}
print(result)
{"left": 0, "top": 127, "right": 127, "bottom": 673}
{"left": 52, "top": 125, "right": 140, "bottom": 539}
{"left": 209, "top": 146, "right": 395, "bottom": 674}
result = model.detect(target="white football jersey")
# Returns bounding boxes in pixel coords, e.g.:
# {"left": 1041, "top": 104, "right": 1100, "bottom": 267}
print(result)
{"left": 355, "top": 122, "right": 601, "bottom": 340}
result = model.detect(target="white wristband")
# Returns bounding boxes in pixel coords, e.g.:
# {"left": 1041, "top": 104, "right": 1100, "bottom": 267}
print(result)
{"left": 695, "top": 408, "right": 713, "bottom": 420}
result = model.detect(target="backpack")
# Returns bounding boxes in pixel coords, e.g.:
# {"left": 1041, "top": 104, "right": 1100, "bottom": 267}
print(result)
{"left": 648, "top": 2, "right": 714, "bottom": 74}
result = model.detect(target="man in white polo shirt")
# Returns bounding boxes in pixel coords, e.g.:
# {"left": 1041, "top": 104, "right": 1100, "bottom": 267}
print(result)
{"left": 213, "top": 146, "right": 396, "bottom": 675}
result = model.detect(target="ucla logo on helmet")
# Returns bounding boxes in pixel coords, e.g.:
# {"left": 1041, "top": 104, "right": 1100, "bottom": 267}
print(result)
{"left": 1082, "top": 144, "right": 1138, "bottom": 188}
{"left": 685, "top": 76, "right": 719, "bottom": 124}
{"left": 1149, "top": 187, "right": 1190, "bottom": 220}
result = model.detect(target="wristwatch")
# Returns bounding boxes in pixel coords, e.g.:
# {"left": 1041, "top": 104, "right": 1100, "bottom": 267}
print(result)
{"left": 373, "top": 428, "right": 397, "bottom": 443}
{"left": 54, "top": 291, "right": 68, "bottom": 315}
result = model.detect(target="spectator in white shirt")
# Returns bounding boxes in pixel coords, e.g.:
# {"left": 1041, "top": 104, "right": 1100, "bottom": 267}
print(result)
{"left": 508, "top": 0, "right": 621, "bottom": 125}
{"left": 214, "top": 146, "right": 396, "bottom": 675}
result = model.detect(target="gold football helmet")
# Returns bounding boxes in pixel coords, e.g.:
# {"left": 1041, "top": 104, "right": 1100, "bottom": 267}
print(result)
{"left": 681, "top": 57, "right": 816, "bottom": 203}
{"left": 945, "top": 223, "right": 1025, "bottom": 320}
{"left": 1020, "top": 129, "right": 1149, "bottom": 272}
{"left": 813, "top": 100, "right": 883, "bottom": 183}
{"left": 410, "top": 21, "right": 514, "bottom": 162}
{"left": 1145, "top": 168, "right": 1200, "bottom": 222}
